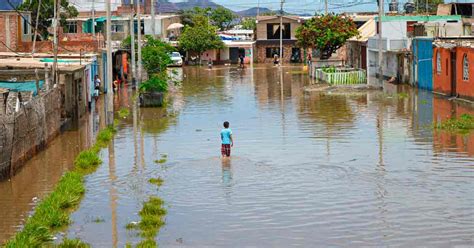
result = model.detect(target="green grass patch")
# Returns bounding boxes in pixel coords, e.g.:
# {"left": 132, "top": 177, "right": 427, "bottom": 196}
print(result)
{"left": 154, "top": 158, "right": 167, "bottom": 164}
{"left": 95, "top": 126, "right": 116, "bottom": 148}
{"left": 6, "top": 113, "right": 124, "bottom": 247}
{"left": 118, "top": 108, "right": 130, "bottom": 119}
{"left": 74, "top": 150, "right": 102, "bottom": 172}
{"left": 397, "top": 92, "right": 409, "bottom": 99}
{"left": 5, "top": 172, "right": 85, "bottom": 247}
{"left": 134, "top": 196, "right": 166, "bottom": 245}
{"left": 126, "top": 222, "right": 139, "bottom": 230}
{"left": 136, "top": 239, "right": 157, "bottom": 248}
{"left": 56, "top": 238, "right": 91, "bottom": 248}
{"left": 434, "top": 114, "right": 474, "bottom": 134}
{"left": 148, "top": 177, "right": 164, "bottom": 187}
{"left": 92, "top": 216, "right": 105, "bottom": 223}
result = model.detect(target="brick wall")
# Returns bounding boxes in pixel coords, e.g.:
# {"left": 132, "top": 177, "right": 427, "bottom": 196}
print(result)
{"left": 0, "top": 13, "right": 20, "bottom": 52}
{"left": 256, "top": 42, "right": 298, "bottom": 63}
{"left": 0, "top": 88, "right": 62, "bottom": 178}
{"left": 19, "top": 39, "right": 104, "bottom": 53}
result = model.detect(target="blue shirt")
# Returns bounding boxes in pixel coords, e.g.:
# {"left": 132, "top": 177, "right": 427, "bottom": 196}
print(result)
{"left": 221, "top": 128, "right": 232, "bottom": 145}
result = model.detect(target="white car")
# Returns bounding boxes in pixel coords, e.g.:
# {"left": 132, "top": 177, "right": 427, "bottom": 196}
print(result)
{"left": 169, "top": 52, "right": 183, "bottom": 67}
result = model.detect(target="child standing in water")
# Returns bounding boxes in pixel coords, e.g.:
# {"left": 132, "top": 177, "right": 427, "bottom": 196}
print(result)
{"left": 221, "top": 121, "right": 233, "bottom": 157}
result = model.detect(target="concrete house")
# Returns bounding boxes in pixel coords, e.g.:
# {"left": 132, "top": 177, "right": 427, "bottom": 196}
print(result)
{"left": 433, "top": 40, "right": 474, "bottom": 101}
{"left": 0, "top": 10, "right": 32, "bottom": 53}
{"left": 367, "top": 15, "right": 463, "bottom": 84}
{"left": 255, "top": 15, "right": 303, "bottom": 63}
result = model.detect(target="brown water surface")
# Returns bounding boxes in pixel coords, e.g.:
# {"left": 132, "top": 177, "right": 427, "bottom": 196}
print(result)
{"left": 1, "top": 65, "right": 474, "bottom": 247}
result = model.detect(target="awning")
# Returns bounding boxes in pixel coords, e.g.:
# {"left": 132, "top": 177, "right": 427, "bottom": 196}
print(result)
{"left": 167, "top": 23, "right": 184, "bottom": 30}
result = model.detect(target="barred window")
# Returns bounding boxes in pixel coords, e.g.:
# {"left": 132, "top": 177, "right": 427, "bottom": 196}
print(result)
{"left": 64, "top": 21, "right": 77, "bottom": 33}
{"left": 463, "top": 54, "right": 469, "bottom": 81}
{"left": 436, "top": 51, "right": 441, "bottom": 75}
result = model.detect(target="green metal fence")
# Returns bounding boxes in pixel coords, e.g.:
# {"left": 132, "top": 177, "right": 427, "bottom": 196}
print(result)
{"left": 313, "top": 68, "right": 366, "bottom": 85}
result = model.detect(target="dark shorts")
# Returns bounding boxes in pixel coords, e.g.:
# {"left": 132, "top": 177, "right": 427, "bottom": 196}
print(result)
{"left": 221, "top": 144, "right": 231, "bottom": 157}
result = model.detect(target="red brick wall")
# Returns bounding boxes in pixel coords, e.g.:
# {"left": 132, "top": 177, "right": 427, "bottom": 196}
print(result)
{"left": 19, "top": 38, "right": 104, "bottom": 53}
{"left": 455, "top": 47, "right": 474, "bottom": 101}
{"left": 0, "top": 13, "right": 20, "bottom": 52}
{"left": 433, "top": 47, "right": 453, "bottom": 96}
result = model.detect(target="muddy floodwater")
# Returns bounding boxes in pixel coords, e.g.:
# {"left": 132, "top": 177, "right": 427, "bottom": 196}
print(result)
{"left": 1, "top": 65, "right": 474, "bottom": 247}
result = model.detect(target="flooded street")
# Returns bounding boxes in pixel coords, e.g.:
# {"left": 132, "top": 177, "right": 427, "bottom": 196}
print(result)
{"left": 2, "top": 65, "right": 474, "bottom": 246}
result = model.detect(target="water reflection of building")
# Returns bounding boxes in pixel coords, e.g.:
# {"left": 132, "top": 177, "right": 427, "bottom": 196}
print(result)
{"left": 433, "top": 95, "right": 474, "bottom": 156}
{"left": 253, "top": 66, "right": 307, "bottom": 106}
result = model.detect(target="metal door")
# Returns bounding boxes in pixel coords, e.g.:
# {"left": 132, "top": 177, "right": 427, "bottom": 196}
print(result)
{"left": 414, "top": 38, "right": 433, "bottom": 90}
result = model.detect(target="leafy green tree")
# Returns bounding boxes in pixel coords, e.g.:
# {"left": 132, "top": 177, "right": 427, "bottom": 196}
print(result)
{"left": 179, "top": 7, "right": 211, "bottom": 27}
{"left": 142, "top": 35, "right": 174, "bottom": 75}
{"left": 140, "top": 36, "right": 176, "bottom": 93}
{"left": 178, "top": 20, "right": 224, "bottom": 64}
{"left": 296, "top": 14, "right": 359, "bottom": 60}
{"left": 414, "top": 0, "right": 443, "bottom": 13}
{"left": 18, "top": 0, "right": 78, "bottom": 39}
{"left": 240, "top": 18, "right": 256, "bottom": 30}
{"left": 210, "top": 6, "right": 236, "bottom": 31}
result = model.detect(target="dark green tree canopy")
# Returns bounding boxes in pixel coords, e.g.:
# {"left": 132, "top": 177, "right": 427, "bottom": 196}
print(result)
{"left": 142, "top": 35, "right": 174, "bottom": 75}
{"left": 296, "top": 14, "right": 359, "bottom": 60}
{"left": 240, "top": 17, "right": 256, "bottom": 30}
{"left": 414, "top": 0, "right": 443, "bottom": 13}
{"left": 178, "top": 18, "right": 224, "bottom": 62}
{"left": 210, "top": 6, "right": 236, "bottom": 31}
{"left": 18, "top": 0, "right": 78, "bottom": 39}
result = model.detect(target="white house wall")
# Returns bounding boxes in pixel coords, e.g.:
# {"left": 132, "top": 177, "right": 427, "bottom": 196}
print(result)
{"left": 382, "top": 21, "right": 407, "bottom": 40}
{"left": 143, "top": 19, "right": 164, "bottom": 36}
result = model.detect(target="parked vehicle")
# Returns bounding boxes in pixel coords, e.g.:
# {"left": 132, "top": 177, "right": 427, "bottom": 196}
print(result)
{"left": 169, "top": 52, "right": 183, "bottom": 67}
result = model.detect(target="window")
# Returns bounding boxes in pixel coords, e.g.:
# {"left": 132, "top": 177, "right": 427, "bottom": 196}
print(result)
{"left": 64, "top": 21, "right": 77, "bottom": 33}
{"left": 436, "top": 51, "right": 441, "bottom": 75}
{"left": 446, "top": 59, "right": 448, "bottom": 76}
{"left": 266, "top": 47, "right": 282, "bottom": 58}
{"left": 112, "top": 24, "right": 124, "bottom": 33}
{"left": 22, "top": 15, "right": 30, "bottom": 35}
{"left": 266, "top": 23, "right": 290, "bottom": 40}
{"left": 463, "top": 54, "right": 469, "bottom": 81}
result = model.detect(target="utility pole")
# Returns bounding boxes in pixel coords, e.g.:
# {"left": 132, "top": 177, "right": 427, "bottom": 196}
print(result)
{"left": 378, "top": 0, "right": 384, "bottom": 86}
{"left": 130, "top": 0, "right": 136, "bottom": 86}
{"left": 279, "top": 0, "right": 284, "bottom": 66}
{"left": 151, "top": 0, "right": 156, "bottom": 37}
{"left": 92, "top": 0, "right": 96, "bottom": 49}
{"left": 31, "top": 0, "right": 41, "bottom": 58}
{"left": 325, "top": 0, "right": 328, "bottom": 14}
{"left": 106, "top": 0, "right": 113, "bottom": 125}
{"left": 257, "top": 0, "right": 260, "bottom": 17}
{"left": 137, "top": 0, "right": 142, "bottom": 85}
{"left": 52, "top": 0, "right": 58, "bottom": 85}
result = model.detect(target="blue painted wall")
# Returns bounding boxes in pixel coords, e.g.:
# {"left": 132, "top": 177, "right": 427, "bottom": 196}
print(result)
{"left": 413, "top": 38, "right": 434, "bottom": 91}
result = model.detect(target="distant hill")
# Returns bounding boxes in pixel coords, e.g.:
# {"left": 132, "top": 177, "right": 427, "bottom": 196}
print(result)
{"left": 174, "top": 0, "right": 223, "bottom": 10}
{"left": 237, "top": 7, "right": 273, "bottom": 17}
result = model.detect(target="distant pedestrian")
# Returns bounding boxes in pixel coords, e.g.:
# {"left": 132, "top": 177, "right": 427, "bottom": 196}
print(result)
{"left": 273, "top": 54, "right": 280, "bottom": 66}
{"left": 221, "top": 121, "right": 233, "bottom": 157}
{"left": 239, "top": 54, "right": 245, "bottom": 68}
{"left": 94, "top": 75, "right": 101, "bottom": 101}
